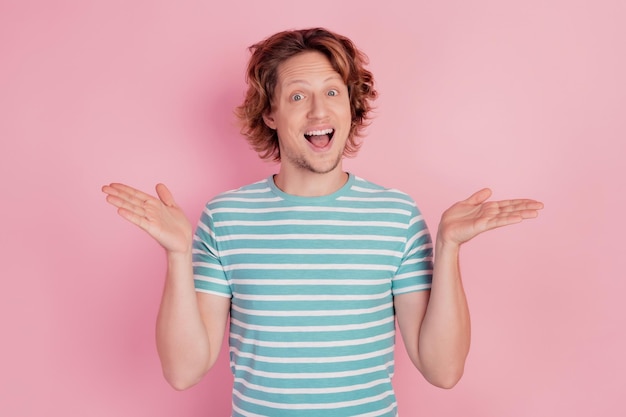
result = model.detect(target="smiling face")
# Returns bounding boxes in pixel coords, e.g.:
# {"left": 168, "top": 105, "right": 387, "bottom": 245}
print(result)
{"left": 263, "top": 51, "right": 352, "bottom": 180}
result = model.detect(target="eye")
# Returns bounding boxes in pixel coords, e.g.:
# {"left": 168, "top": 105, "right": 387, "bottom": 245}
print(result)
{"left": 292, "top": 93, "right": 304, "bottom": 101}
{"left": 327, "top": 89, "right": 339, "bottom": 97}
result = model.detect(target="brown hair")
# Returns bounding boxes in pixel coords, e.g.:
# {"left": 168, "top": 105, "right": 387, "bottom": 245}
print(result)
{"left": 235, "top": 27, "right": 378, "bottom": 162}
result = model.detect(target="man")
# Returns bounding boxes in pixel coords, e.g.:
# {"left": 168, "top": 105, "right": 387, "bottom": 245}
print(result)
{"left": 103, "top": 28, "right": 542, "bottom": 416}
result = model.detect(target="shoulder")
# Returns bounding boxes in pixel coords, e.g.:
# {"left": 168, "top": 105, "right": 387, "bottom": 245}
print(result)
{"left": 347, "top": 176, "right": 417, "bottom": 208}
{"left": 205, "top": 178, "right": 278, "bottom": 210}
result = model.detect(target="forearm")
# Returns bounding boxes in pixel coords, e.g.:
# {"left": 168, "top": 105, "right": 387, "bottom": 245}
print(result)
{"left": 156, "top": 250, "right": 211, "bottom": 390}
{"left": 417, "top": 239, "right": 470, "bottom": 388}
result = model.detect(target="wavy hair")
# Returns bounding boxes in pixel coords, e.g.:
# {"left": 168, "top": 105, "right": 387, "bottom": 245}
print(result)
{"left": 235, "top": 28, "right": 378, "bottom": 162}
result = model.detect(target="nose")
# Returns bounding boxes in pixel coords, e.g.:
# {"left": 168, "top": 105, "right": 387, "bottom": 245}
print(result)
{"left": 307, "top": 94, "right": 328, "bottom": 119}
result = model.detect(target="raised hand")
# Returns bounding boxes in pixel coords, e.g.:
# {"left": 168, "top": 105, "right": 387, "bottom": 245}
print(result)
{"left": 438, "top": 188, "right": 543, "bottom": 246}
{"left": 102, "top": 183, "right": 193, "bottom": 254}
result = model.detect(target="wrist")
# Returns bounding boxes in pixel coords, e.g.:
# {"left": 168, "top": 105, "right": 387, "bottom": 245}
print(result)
{"left": 166, "top": 248, "right": 193, "bottom": 264}
{"left": 435, "top": 234, "right": 461, "bottom": 256}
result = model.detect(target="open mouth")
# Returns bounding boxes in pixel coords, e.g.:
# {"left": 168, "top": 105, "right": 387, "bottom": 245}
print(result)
{"left": 304, "top": 128, "right": 335, "bottom": 148}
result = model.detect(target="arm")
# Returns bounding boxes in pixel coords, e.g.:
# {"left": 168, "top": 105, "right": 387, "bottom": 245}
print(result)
{"left": 395, "top": 188, "right": 543, "bottom": 388}
{"left": 395, "top": 241, "right": 469, "bottom": 389}
{"left": 102, "top": 183, "right": 230, "bottom": 390}
{"left": 156, "top": 251, "right": 230, "bottom": 390}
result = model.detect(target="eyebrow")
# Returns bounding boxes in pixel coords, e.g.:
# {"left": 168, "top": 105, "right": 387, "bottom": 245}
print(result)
{"left": 284, "top": 75, "right": 344, "bottom": 87}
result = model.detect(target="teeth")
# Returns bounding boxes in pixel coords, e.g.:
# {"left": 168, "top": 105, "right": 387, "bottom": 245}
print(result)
{"left": 305, "top": 128, "right": 333, "bottom": 136}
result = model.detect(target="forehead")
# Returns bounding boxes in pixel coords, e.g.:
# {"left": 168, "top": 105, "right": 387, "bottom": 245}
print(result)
{"left": 275, "top": 51, "right": 343, "bottom": 87}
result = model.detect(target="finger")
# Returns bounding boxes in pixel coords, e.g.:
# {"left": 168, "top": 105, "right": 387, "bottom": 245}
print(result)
{"left": 492, "top": 199, "right": 544, "bottom": 213}
{"left": 116, "top": 206, "right": 151, "bottom": 231}
{"left": 517, "top": 209, "right": 541, "bottom": 219}
{"left": 105, "top": 193, "right": 149, "bottom": 220}
{"left": 103, "top": 193, "right": 128, "bottom": 210}
{"left": 465, "top": 188, "right": 492, "bottom": 205}
{"left": 155, "top": 183, "right": 176, "bottom": 207}
{"left": 104, "top": 183, "right": 158, "bottom": 211}
{"left": 487, "top": 208, "right": 540, "bottom": 228}
{"left": 489, "top": 216, "right": 524, "bottom": 229}
{"left": 104, "top": 183, "right": 155, "bottom": 204}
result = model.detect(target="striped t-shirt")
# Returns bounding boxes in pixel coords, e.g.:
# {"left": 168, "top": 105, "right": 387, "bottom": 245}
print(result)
{"left": 193, "top": 173, "right": 433, "bottom": 417}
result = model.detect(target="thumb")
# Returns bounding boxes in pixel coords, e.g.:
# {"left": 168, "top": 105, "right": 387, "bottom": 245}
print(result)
{"left": 466, "top": 188, "right": 492, "bottom": 205}
{"left": 155, "top": 183, "right": 176, "bottom": 207}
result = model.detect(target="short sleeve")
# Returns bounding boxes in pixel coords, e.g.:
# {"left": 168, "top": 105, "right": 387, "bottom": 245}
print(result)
{"left": 392, "top": 204, "right": 434, "bottom": 295}
{"left": 192, "top": 205, "right": 232, "bottom": 298}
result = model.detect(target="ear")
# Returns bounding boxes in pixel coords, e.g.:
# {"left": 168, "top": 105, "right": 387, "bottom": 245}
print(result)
{"left": 263, "top": 111, "right": 277, "bottom": 130}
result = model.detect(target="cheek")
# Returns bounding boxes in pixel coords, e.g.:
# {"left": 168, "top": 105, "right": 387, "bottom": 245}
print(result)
{"left": 340, "top": 99, "right": 352, "bottom": 118}
{"left": 341, "top": 108, "right": 353, "bottom": 126}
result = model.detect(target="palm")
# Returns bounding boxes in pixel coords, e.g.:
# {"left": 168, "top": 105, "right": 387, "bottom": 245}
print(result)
{"left": 102, "top": 183, "right": 192, "bottom": 253}
{"left": 439, "top": 188, "right": 543, "bottom": 245}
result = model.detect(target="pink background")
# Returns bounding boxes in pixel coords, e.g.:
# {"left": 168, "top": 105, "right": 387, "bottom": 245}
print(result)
{"left": 2, "top": 0, "right": 624, "bottom": 415}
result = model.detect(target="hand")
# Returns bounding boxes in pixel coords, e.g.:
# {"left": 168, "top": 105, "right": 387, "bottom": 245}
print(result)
{"left": 438, "top": 188, "right": 543, "bottom": 246}
{"left": 102, "top": 183, "right": 193, "bottom": 254}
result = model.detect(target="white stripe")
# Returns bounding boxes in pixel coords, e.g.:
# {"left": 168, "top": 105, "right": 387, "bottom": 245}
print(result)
{"left": 349, "top": 185, "right": 388, "bottom": 193}
{"left": 216, "top": 233, "right": 405, "bottom": 243}
{"left": 229, "top": 330, "right": 395, "bottom": 348}
{"left": 234, "top": 376, "right": 389, "bottom": 395}
{"left": 214, "top": 219, "right": 407, "bottom": 228}
{"left": 350, "top": 185, "right": 407, "bottom": 196}
{"left": 221, "top": 248, "right": 402, "bottom": 257}
{"left": 210, "top": 196, "right": 282, "bottom": 204}
{"left": 233, "top": 361, "right": 394, "bottom": 379}
{"left": 230, "top": 345, "right": 395, "bottom": 365}
{"left": 193, "top": 275, "right": 229, "bottom": 286}
{"left": 195, "top": 288, "right": 231, "bottom": 298}
{"left": 230, "top": 278, "right": 389, "bottom": 286}
{"left": 405, "top": 244, "right": 434, "bottom": 259}
{"left": 191, "top": 261, "right": 223, "bottom": 271}
{"left": 232, "top": 387, "right": 394, "bottom": 410}
{"left": 230, "top": 315, "right": 394, "bottom": 333}
{"left": 231, "top": 301, "right": 392, "bottom": 317}
{"left": 232, "top": 403, "right": 266, "bottom": 417}
{"left": 393, "top": 283, "right": 431, "bottom": 294}
{"left": 337, "top": 196, "right": 415, "bottom": 206}
{"left": 195, "top": 222, "right": 216, "bottom": 240}
{"left": 232, "top": 290, "right": 391, "bottom": 302}
{"left": 224, "top": 263, "right": 397, "bottom": 272}
{"left": 210, "top": 206, "right": 411, "bottom": 216}
{"left": 393, "top": 270, "right": 432, "bottom": 280}
{"left": 400, "top": 255, "right": 433, "bottom": 267}
{"left": 405, "top": 227, "right": 428, "bottom": 249}
{"left": 354, "top": 402, "right": 398, "bottom": 417}
{"left": 408, "top": 214, "right": 425, "bottom": 226}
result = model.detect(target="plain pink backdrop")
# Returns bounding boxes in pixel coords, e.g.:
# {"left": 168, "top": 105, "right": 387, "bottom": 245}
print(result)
{"left": 1, "top": 0, "right": 624, "bottom": 416}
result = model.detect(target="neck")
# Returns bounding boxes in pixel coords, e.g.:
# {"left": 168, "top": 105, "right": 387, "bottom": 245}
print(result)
{"left": 273, "top": 168, "right": 348, "bottom": 197}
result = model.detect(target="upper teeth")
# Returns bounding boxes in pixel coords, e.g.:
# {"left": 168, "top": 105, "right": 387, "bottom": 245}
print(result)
{"left": 306, "top": 129, "right": 333, "bottom": 136}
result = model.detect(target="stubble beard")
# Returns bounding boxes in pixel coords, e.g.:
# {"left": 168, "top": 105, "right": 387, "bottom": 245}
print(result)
{"left": 285, "top": 148, "right": 344, "bottom": 175}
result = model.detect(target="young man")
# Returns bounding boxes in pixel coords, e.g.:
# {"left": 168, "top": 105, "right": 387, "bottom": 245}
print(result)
{"left": 103, "top": 28, "right": 542, "bottom": 416}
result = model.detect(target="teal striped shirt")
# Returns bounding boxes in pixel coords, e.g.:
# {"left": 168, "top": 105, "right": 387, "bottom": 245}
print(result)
{"left": 193, "top": 174, "right": 433, "bottom": 416}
